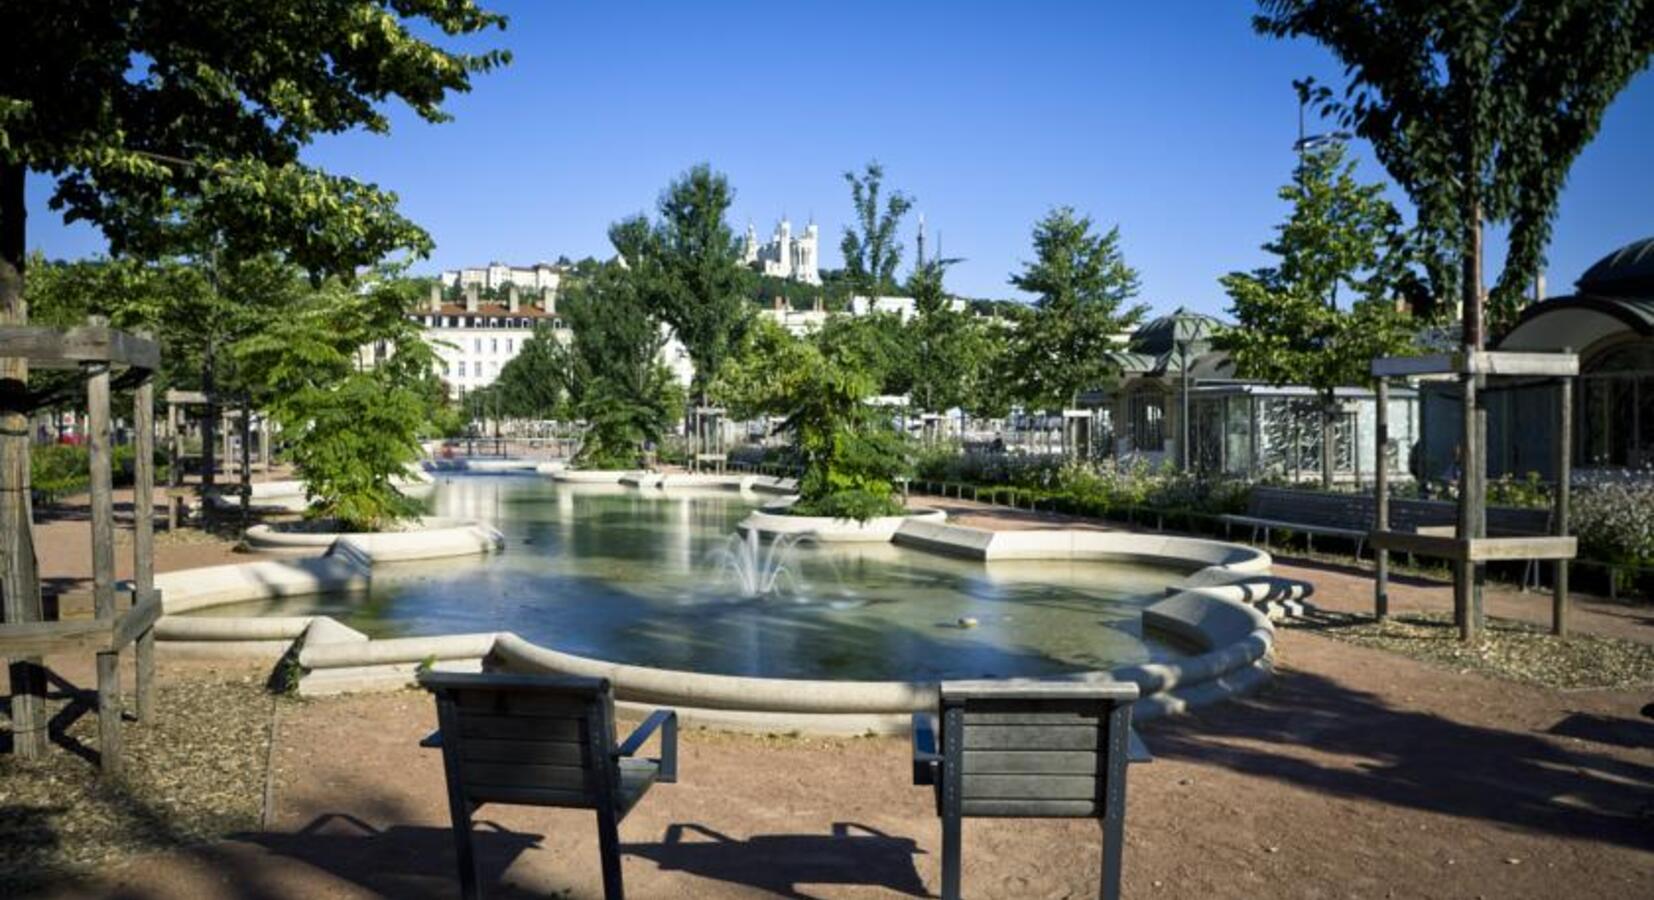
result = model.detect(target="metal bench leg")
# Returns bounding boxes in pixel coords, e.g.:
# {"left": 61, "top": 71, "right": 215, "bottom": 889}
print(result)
{"left": 597, "top": 805, "right": 625, "bottom": 899}
{"left": 941, "top": 808, "right": 962, "bottom": 900}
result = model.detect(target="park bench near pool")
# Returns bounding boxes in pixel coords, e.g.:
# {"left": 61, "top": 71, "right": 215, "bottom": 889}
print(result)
{"left": 912, "top": 680, "right": 1148, "bottom": 900}
{"left": 418, "top": 671, "right": 678, "bottom": 900}
{"left": 1222, "top": 487, "right": 1553, "bottom": 576}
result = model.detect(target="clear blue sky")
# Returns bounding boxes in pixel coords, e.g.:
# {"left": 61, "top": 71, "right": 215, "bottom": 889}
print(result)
{"left": 26, "top": 0, "right": 1654, "bottom": 316}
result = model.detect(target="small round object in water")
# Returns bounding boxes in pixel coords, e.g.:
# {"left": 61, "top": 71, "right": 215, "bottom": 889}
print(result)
{"left": 957, "top": 616, "right": 979, "bottom": 629}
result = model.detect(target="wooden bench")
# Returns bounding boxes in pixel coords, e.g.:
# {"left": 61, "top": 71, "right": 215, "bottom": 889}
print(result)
{"left": 418, "top": 671, "right": 678, "bottom": 900}
{"left": 911, "top": 680, "right": 1147, "bottom": 900}
{"left": 1221, "top": 487, "right": 1374, "bottom": 555}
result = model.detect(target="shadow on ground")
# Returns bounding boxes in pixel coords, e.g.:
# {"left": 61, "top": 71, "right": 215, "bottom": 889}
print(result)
{"left": 621, "top": 821, "right": 929, "bottom": 899}
{"left": 1142, "top": 663, "right": 1654, "bottom": 852}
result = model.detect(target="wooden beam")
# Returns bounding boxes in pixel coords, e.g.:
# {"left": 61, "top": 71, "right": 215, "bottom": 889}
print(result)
{"left": 1369, "top": 530, "right": 1577, "bottom": 562}
{"left": 164, "top": 389, "right": 209, "bottom": 405}
{"left": 0, "top": 618, "right": 115, "bottom": 657}
{"left": 1371, "top": 351, "right": 1579, "bottom": 378}
{"left": 0, "top": 324, "right": 160, "bottom": 370}
{"left": 1554, "top": 375, "right": 1572, "bottom": 637}
{"left": 133, "top": 373, "right": 156, "bottom": 718}
{"left": 112, "top": 595, "right": 163, "bottom": 653}
{"left": 86, "top": 360, "right": 116, "bottom": 621}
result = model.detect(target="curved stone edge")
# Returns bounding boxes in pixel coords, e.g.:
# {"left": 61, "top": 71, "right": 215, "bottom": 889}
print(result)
{"left": 243, "top": 517, "right": 504, "bottom": 562}
{"left": 742, "top": 507, "right": 948, "bottom": 543}
{"left": 155, "top": 523, "right": 1281, "bottom": 730}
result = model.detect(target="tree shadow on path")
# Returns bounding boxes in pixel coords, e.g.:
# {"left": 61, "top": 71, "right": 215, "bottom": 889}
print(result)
{"left": 1143, "top": 664, "right": 1654, "bottom": 852}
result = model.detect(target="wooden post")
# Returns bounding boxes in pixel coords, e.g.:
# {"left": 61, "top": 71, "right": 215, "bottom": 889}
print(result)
{"left": 86, "top": 355, "right": 123, "bottom": 777}
{"left": 1374, "top": 378, "right": 1390, "bottom": 619}
{"left": 1553, "top": 372, "right": 1572, "bottom": 637}
{"left": 1472, "top": 373, "right": 1488, "bottom": 637}
{"left": 1455, "top": 374, "right": 1476, "bottom": 641}
{"left": 239, "top": 398, "right": 252, "bottom": 534}
{"left": 133, "top": 371, "right": 156, "bottom": 720}
{"left": 167, "top": 400, "right": 180, "bottom": 530}
{"left": 259, "top": 417, "right": 271, "bottom": 472}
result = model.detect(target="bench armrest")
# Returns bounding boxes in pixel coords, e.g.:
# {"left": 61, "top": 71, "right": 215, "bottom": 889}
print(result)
{"left": 419, "top": 729, "right": 442, "bottom": 749}
{"left": 615, "top": 709, "right": 678, "bottom": 783}
{"left": 911, "top": 713, "right": 941, "bottom": 785}
{"left": 1128, "top": 727, "right": 1153, "bottom": 764}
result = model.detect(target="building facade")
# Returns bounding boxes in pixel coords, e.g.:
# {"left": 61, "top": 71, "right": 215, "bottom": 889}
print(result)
{"left": 440, "top": 262, "right": 566, "bottom": 294}
{"left": 411, "top": 283, "right": 563, "bottom": 397}
{"left": 743, "top": 219, "right": 822, "bottom": 285}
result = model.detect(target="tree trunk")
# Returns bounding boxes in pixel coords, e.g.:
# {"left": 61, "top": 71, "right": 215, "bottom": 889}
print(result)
{"left": 202, "top": 341, "right": 217, "bottom": 491}
{"left": 0, "top": 160, "right": 47, "bottom": 757}
{"left": 1321, "top": 390, "right": 1336, "bottom": 490}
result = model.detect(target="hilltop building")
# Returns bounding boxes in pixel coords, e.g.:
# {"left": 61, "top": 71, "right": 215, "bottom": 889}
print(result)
{"left": 440, "top": 262, "right": 566, "bottom": 294}
{"left": 743, "top": 219, "right": 821, "bottom": 285}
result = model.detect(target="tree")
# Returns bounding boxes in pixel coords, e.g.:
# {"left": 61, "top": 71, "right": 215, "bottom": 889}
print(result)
{"left": 1215, "top": 143, "right": 1419, "bottom": 488}
{"left": 1009, "top": 208, "right": 1147, "bottom": 412}
{"left": 560, "top": 228, "right": 683, "bottom": 468}
{"left": 1256, "top": 0, "right": 1654, "bottom": 337}
{"left": 235, "top": 275, "right": 439, "bottom": 531}
{"left": 627, "top": 165, "right": 753, "bottom": 460}
{"left": 905, "top": 258, "right": 990, "bottom": 419}
{"left": 0, "top": 1, "right": 507, "bottom": 744}
{"left": 491, "top": 324, "right": 568, "bottom": 421}
{"left": 840, "top": 161, "right": 915, "bottom": 299}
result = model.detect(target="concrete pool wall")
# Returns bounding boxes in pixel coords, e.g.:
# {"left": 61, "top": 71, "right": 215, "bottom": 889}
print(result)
{"left": 151, "top": 475, "right": 1292, "bottom": 733}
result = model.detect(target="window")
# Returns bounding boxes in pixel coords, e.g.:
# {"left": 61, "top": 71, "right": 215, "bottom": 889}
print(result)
{"left": 458, "top": 361, "right": 467, "bottom": 378}
{"left": 1580, "top": 343, "right": 1654, "bottom": 468}
{"left": 506, "top": 339, "right": 514, "bottom": 353}
{"left": 474, "top": 338, "right": 482, "bottom": 354}
{"left": 491, "top": 338, "right": 498, "bottom": 354}
{"left": 1129, "top": 390, "right": 1165, "bottom": 452}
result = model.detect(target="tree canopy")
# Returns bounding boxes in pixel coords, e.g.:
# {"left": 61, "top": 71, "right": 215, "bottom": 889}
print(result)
{"left": 1009, "top": 208, "right": 1146, "bottom": 410}
{"left": 840, "top": 161, "right": 915, "bottom": 299}
{"left": 1256, "top": 0, "right": 1654, "bottom": 335}
{"left": 627, "top": 165, "right": 753, "bottom": 407}
{"left": 1215, "top": 143, "right": 1419, "bottom": 486}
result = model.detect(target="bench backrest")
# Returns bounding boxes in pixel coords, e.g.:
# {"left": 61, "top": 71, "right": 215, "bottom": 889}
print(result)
{"left": 1247, "top": 487, "right": 1372, "bottom": 529}
{"left": 939, "top": 681, "right": 1137, "bottom": 819}
{"left": 1386, "top": 497, "right": 1551, "bottom": 535}
{"left": 421, "top": 671, "right": 618, "bottom": 810}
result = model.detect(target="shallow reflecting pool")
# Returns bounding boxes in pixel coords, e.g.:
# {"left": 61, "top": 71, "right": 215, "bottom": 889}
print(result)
{"left": 198, "top": 475, "right": 1196, "bottom": 680}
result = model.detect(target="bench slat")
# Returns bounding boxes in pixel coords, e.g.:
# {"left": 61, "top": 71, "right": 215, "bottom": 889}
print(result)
{"left": 458, "top": 713, "right": 587, "bottom": 742}
{"left": 960, "top": 799, "right": 1097, "bottom": 818}
{"left": 460, "top": 739, "right": 588, "bottom": 766}
{"left": 962, "top": 750, "right": 1098, "bottom": 775}
{"left": 463, "top": 762, "right": 592, "bottom": 792}
{"left": 963, "top": 774, "right": 1096, "bottom": 800}
{"left": 961, "top": 724, "right": 1099, "bottom": 751}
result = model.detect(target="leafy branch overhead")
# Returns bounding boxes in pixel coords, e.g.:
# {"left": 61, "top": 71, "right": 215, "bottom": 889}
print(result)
{"left": 1257, "top": 0, "right": 1654, "bottom": 331}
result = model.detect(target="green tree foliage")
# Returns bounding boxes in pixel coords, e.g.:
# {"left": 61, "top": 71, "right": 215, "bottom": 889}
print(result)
{"left": 1009, "top": 208, "right": 1147, "bottom": 410}
{"left": 904, "top": 258, "right": 991, "bottom": 416}
{"left": 1256, "top": 1, "right": 1654, "bottom": 335}
{"left": 0, "top": 1, "right": 507, "bottom": 646}
{"left": 1215, "top": 143, "right": 1419, "bottom": 487}
{"left": 559, "top": 235, "right": 683, "bottom": 468}
{"left": 624, "top": 165, "right": 753, "bottom": 408}
{"left": 489, "top": 324, "right": 569, "bottom": 421}
{"left": 235, "top": 276, "right": 438, "bottom": 531}
{"left": 840, "top": 161, "right": 915, "bottom": 298}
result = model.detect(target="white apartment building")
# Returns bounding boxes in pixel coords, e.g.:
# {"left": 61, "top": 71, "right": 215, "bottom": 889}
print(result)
{"left": 412, "top": 283, "right": 564, "bottom": 397}
{"left": 440, "top": 261, "right": 566, "bottom": 294}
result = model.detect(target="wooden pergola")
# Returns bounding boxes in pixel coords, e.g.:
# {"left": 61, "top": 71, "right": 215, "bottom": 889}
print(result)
{"left": 691, "top": 405, "right": 727, "bottom": 473}
{"left": 164, "top": 388, "right": 271, "bottom": 531}
{"left": 1370, "top": 350, "right": 1578, "bottom": 639}
{"left": 0, "top": 319, "right": 162, "bottom": 777}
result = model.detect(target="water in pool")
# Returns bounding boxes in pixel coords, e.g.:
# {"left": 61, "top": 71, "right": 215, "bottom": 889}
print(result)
{"left": 200, "top": 475, "right": 1193, "bottom": 680}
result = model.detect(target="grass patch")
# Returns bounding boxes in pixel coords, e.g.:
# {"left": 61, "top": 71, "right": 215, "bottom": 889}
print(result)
{"left": 1285, "top": 611, "right": 1654, "bottom": 690}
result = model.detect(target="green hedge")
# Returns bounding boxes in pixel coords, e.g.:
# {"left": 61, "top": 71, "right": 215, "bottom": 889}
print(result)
{"left": 30, "top": 443, "right": 170, "bottom": 502}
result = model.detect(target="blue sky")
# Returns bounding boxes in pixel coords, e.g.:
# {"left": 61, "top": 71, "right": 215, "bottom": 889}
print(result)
{"left": 26, "top": 1, "right": 1654, "bottom": 316}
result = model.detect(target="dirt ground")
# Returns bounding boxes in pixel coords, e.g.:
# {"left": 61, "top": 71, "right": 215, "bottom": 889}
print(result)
{"left": 7, "top": 493, "right": 1654, "bottom": 898}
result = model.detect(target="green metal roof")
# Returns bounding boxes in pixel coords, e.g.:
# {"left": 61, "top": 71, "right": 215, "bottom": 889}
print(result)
{"left": 1128, "top": 307, "right": 1227, "bottom": 355}
{"left": 1576, "top": 236, "right": 1654, "bottom": 297}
